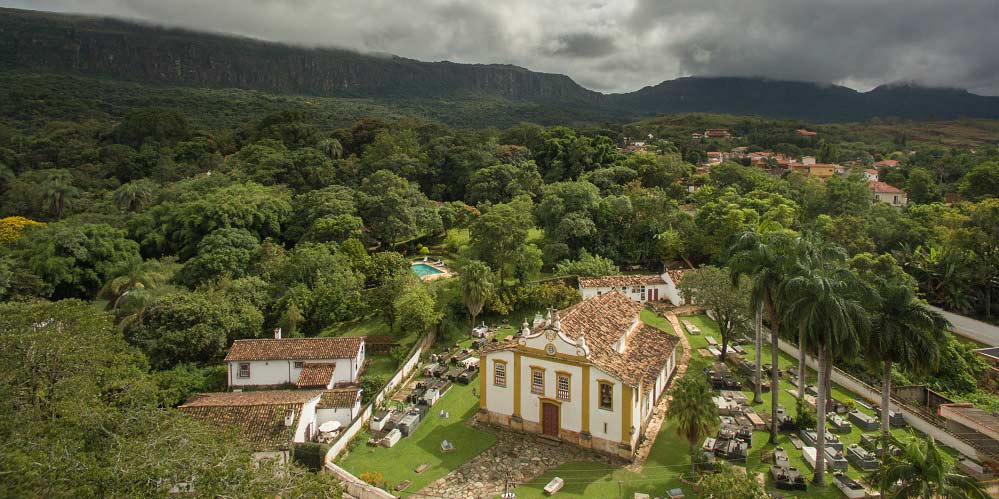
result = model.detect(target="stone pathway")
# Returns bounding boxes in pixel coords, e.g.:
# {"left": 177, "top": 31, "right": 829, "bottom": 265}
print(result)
{"left": 418, "top": 421, "right": 623, "bottom": 499}
{"left": 625, "top": 311, "right": 693, "bottom": 471}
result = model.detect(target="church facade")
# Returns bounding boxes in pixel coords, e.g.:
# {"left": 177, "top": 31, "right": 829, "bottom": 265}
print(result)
{"left": 477, "top": 291, "right": 681, "bottom": 459}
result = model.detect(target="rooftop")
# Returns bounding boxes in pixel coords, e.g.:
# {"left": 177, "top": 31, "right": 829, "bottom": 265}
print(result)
{"left": 225, "top": 336, "right": 364, "bottom": 362}
{"left": 318, "top": 388, "right": 362, "bottom": 409}
{"left": 296, "top": 363, "right": 337, "bottom": 388}
{"left": 578, "top": 274, "right": 666, "bottom": 288}
{"left": 868, "top": 180, "right": 904, "bottom": 194}
{"left": 179, "top": 389, "right": 324, "bottom": 407}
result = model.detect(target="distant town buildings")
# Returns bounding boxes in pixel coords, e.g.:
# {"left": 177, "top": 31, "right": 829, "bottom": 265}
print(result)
{"left": 795, "top": 128, "right": 818, "bottom": 137}
{"left": 692, "top": 128, "right": 732, "bottom": 139}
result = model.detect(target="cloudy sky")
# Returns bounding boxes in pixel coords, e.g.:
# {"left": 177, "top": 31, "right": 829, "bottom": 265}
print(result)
{"left": 5, "top": 0, "right": 999, "bottom": 95}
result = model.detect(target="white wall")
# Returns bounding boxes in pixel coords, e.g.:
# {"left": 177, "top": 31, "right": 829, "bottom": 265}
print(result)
{"left": 293, "top": 396, "right": 320, "bottom": 443}
{"left": 579, "top": 283, "right": 668, "bottom": 303}
{"left": 661, "top": 272, "right": 684, "bottom": 306}
{"left": 228, "top": 357, "right": 359, "bottom": 387}
{"left": 519, "top": 356, "right": 585, "bottom": 432}
{"left": 589, "top": 366, "right": 624, "bottom": 443}
{"left": 317, "top": 398, "right": 362, "bottom": 427}
{"left": 484, "top": 350, "right": 515, "bottom": 416}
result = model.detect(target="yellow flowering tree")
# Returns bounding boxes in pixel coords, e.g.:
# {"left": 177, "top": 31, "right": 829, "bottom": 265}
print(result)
{"left": 0, "top": 216, "right": 45, "bottom": 244}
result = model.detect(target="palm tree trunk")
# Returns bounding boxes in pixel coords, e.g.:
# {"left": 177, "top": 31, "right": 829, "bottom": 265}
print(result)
{"left": 881, "top": 360, "right": 892, "bottom": 460}
{"left": 813, "top": 345, "right": 828, "bottom": 486}
{"left": 798, "top": 330, "right": 807, "bottom": 402}
{"left": 753, "top": 303, "right": 763, "bottom": 405}
{"left": 770, "top": 317, "right": 780, "bottom": 444}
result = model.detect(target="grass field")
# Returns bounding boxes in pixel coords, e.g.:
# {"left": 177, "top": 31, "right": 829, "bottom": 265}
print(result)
{"left": 511, "top": 312, "right": 943, "bottom": 499}
{"left": 338, "top": 382, "right": 496, "bottom": 492}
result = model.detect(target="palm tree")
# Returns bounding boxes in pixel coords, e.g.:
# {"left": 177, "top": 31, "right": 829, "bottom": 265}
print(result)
{"left": 318, "top": 138, "right": 344, "bottom": 160}
{"left": 113, "top": 180, "right": 155, "bottom": 212}
{"left": 728, "top": 228, "right": 793, "bottom": 443}
{"left": 865, "top": 281, "right": 948, "bottom": 456}
{"left": 42, "top": 170, "right": 79, "bottom": 219}
{"left": 667, "top": 375, "right": 718, "bottom": 471}
{"left": 782, "top": 239, "right": 869, "bottom": 486}
{"left": 872, "top": 436, "right": 989, "bottom": 499}
{"left": 460, "top": 260, "right": 495, "bottom": 331}
{"left": 98, "top": 257, "right": 166, "bottom": 311}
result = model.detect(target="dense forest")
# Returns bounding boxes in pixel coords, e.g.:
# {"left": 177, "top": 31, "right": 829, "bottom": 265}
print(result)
{"left": 1, "top": 91, "right": 998, "bottom": 494}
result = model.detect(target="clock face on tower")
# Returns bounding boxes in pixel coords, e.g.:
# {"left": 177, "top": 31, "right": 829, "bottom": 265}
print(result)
{"left": 545, "top": 343, "right": 557, "bottom": 356}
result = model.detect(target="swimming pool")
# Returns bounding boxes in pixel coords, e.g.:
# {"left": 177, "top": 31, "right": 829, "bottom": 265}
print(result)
{"left": 412, "top": 263, "right": 444, "bottom": 278}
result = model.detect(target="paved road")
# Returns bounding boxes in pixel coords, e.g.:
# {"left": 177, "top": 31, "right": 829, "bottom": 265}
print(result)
{"left": 928, "top": 305, "right": 999, "bottom": 347}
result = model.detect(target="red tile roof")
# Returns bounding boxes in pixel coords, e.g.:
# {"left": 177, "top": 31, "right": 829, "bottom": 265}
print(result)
{"left": 177, "top": 390, "right": 325, "bottom": 450}
{"left": 296, "top": 363, "right": 337, "bottom": 388}
{"left": 868, "top": 180, "right": 903, "bottom": 194}
{"left": 318, "top": 388, "right": 361, "bottom": 409}
{"left": 225, "top": 337, "right": 363, "bottom": 362}
{"left": 874, "top": 159, "right": 899, "bottom": 167}
{"left": 578, "top": 274, "right": 666, "bottom": 288}
{"left": 179, "top": 390, "right": 324, "bottom": 408}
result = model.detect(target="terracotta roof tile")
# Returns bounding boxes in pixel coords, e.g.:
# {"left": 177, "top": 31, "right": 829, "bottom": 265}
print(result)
{"left": 179, "top": 404, "right": 300, "bottom": 450}
{"left": 578, "top": 274, "right": 665, "bottom": 288}
{"left": 296, "top": 363, "right": 336, "bottom": 388}
{"left": 318, "top": 388, "right": 361, "bottom": 409}
{"left": 177, "top": 390, "right": 324, "bottom": 450}
{"left": 868, "top": 180, "right": 903, "bottom": 194}
{"left": 179, "top": 390, "right": 324, "bottom": 407}
{"left": 225, "top": 337, "right": 363, "bottom": 362}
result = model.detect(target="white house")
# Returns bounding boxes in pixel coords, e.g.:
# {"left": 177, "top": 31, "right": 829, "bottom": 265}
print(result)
{"left": 578, "top": 274, "right": 668, "bottom": 303}
{"left": 579, "top": 271, "right": 687, "bottom": 306}
{"left": 224, "top": 334, "right": 365, "bottom": 388}
{"left": 478, "top": 291, "right": 681, "bottom": 460}
{"left": 868, "top": 180, "right": 908, "bottom": 207}
{"left": 178, "top": 390, "right": 324, "bottom": 459}
{"left": 316, "top": 388, "right": 363, "bottom": 427}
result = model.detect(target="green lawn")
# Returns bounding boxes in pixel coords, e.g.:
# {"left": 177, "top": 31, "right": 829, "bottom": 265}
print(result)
{"left": 339, "top": 382, "right": 497, "bottom": 492}
{"left": 509, "top": 312, "right": 945, "bottom": 499}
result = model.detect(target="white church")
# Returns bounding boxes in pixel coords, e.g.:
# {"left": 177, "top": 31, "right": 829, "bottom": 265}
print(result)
{"left": 478, "top": 291, "right": 682, "bottom": 459}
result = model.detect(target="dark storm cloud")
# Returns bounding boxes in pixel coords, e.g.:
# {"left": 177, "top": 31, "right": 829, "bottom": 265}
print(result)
{"left": 549, "top": 32, "right": 617, "bottom": 58}
{"left": 4, "top": 0, "right": 998, "bottom": 94}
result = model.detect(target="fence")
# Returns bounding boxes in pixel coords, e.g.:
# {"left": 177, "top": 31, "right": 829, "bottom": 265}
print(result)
{"left": 325, "top": 463, "right": 395, "bottom": 499}
{"left": 323, "top": 330, "right": 435, "bottom": 464}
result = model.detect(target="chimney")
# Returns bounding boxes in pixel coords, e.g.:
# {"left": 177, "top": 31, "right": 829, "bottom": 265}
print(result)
{"left": 284, "top": 409, "right": 295, "bottom": 427}
{"left": 274, "top": 327, "right": 282, "bottom": 339}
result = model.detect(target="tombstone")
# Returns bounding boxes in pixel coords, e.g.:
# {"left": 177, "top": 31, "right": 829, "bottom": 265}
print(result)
{"left": 440, "top": 439, "right": 455, "bottom": 453}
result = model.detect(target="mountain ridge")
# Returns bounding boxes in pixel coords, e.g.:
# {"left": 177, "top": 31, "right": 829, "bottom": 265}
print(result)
{"left": 2, "top": 7, "right": 998, "bottom": 123}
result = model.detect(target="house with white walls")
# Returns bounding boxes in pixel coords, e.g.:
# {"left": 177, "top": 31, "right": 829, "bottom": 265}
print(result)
{"left": 578, "top": 271, "right": 687, "bottom": 306}
{"left": 477, "top": 291, "right": 681, "bottom": 460}
{"left": 578, "top": 274, "right": 669, "bottom": 303}
{"left": 178, "top": 390, "right": 324, "bottom": 460}
{"left": 224, "top": 332, "right": 365, "bottom": 388}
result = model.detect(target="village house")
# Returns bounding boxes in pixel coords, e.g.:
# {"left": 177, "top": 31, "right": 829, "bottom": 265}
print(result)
{"left": 705, "top": 151, "right": 724, "bottom": 165}
{"left": 863, "top": 168, "right": 880, "bottom": 182}
{"left": 796, "top": 128, "right": 818, "bottom": 137}
{"left": 577, "top": 271, "right": 685, "bottom": 306}
{"left": 477, "top": 292, "right": 681, "bottom": 460}
{"left": 868, "top": 180, "right": 908, "bottom": 207}
{"left": 874, "top": 159, "right": 899, "bottom": 168}
{"left": 224, "top": 332, "right": 365, "bottom": 388}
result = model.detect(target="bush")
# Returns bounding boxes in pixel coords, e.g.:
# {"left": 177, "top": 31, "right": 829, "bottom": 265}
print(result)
{"left": 795, "top": 397, "right": 816, "bottom": 430}
{"left": 360, "top": 375, "right": 386, "bottom": 404}
{"left": 358, "top": 471, "right": 386, "bottom": 488}
{"left": 292, "top": 442, "right": 329, "bottom": 471}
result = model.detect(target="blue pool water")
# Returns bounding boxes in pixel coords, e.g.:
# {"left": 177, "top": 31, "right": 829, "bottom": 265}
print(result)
{"left": 412, "top": 263, "right": 444, "bottom": 277}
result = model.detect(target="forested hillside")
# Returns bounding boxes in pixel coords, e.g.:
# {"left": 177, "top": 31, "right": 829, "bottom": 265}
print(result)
{"left": 3, "top": 7, "right": 999, "bottom": 124}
